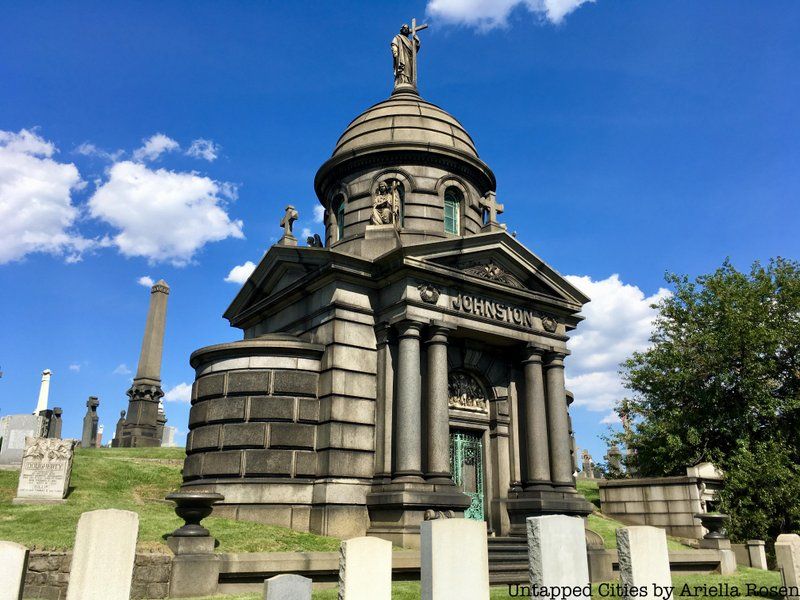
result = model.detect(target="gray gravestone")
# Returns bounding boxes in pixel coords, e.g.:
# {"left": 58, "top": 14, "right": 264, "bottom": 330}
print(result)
{"left": 66, "top": 509, "right": 139, "bottom": 600}
{"left": 617, "top": 526, "right": 672, "bottom": 600}
{"left": 81, "top": 396, "right": 99, "bottom": 448}
{"left": 263, "top": 573, "right": 312, "bottom": 600}
{"left": 0, "top": 414, "right": 44, "bottom": 465}
{"left": 0, "top": 541, "right": 29, "bottom": 600}
{"left": 527, "top": 515, "right": 590, "bottom": 600}
{"left": 338, "top": 536, "right": 392, "bottom": 600}
{"left": 776, "top": 534, "right": 800, "bottom": 600}
{"left": 421, "top": 518, "right": 489, "bottom": 600}
{"left": 13, "top": 437, "right": 75, "bottom": 504}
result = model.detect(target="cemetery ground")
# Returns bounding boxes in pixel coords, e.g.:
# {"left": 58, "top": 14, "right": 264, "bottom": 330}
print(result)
{"left": 0, "top": 448, "right": 783, "bottom": 600}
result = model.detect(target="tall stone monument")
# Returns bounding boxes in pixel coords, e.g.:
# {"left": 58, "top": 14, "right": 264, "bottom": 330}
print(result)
{"left": 179, "top": 22, "right": 592, "bottom": 546}
{"left": 119, "top": 279, "right": 169, "bottom": 447}
{"left": 81, "top": 397, "right": 99, "bottom": 448}
{"left": 33, "top": 369, "right": 51, "bottom": 414}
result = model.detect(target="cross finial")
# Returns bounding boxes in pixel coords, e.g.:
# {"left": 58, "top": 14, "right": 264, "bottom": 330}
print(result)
{"left": 278, "top": 205, "right": 299, "bottom": 246}
{"left": 479, "top": 191, "right": 505, "bottom": 231}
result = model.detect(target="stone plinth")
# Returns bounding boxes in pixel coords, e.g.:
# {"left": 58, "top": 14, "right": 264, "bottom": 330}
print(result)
{"left": 527, "top": 515, "right": 590, "bottom": 599}
{"left": 421, "top": 518, "right": 489, "bottom": 600}
{"left": 13, "top": 437, "right": 75, "bottom": 504}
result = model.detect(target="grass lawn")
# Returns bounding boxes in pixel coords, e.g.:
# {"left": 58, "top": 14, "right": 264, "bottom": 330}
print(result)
{"left": 0, "top": 447, "right": 339, "bottom": 553}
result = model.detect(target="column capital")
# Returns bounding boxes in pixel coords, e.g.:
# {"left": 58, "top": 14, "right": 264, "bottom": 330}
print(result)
{"left": 426, "top": 320, "right": 454, "bottom": 345}
{"left": 375, "top": 321, "right": 392, "bottom": 346}
{"left": 394, "top": 319, "right": 424, "bottom": 339}
{"left": 544, "top": 351, "right": 568, "bottom": 368}
{"left": 522, "top": 344, "right": 546, "bottom": 364}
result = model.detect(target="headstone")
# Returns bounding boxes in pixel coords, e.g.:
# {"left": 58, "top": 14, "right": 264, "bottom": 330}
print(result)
{"left": 111, "top": 411, "right": 126, "bottom": 447}
{"left": 776, "top": 534, "right": 800, "bottom": 600}
{"left": 66, "top": 509, "right": 139, "bottom": 600}
{"left": 0, "top": 541, "right": 29, "bottom": 600}
{"left": 51, "top": 407, "right": 63, "bottom": 439}
{"left": 616, "top": 526, "right": 671, "bottom": 600}
{"left": 263, "top": 573, "right": 312, "bottom": 600}
{"left": 747, "top": 540, "right": 768, "bottom": 570}
{"left": 338, "top": 536, "right": 391, "bottom": 600}
{"left": 81, "top": 396, "right": 99, "bottom": 448}
{"left": 527, "top": 515, "right": 590, "bottom": 599}
{"left": 421, "top": 518, "right": 489, "bottom": 600}
{"left": 13, "top": 437, "right": 76, "bottom": 504}
{"left": 0, "top": 414, "right": 44, "bottom": 465}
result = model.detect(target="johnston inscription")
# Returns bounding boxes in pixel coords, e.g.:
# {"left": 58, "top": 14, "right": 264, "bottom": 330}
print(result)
{"left": 14, "top": 437, "right": 75, "bottom": 503}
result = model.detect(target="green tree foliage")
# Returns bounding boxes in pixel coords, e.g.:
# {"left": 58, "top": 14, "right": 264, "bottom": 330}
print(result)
{"left": 615, "top": 258, "right": 800, "bottom": 543}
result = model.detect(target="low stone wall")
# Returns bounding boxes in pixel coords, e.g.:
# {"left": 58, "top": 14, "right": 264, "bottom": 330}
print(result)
{"left": 23, "top": 550, "right": 172, "bottom": 600}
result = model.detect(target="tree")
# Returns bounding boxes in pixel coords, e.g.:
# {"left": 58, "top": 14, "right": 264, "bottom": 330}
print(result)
{"left": 614, "top": 258, "right": 800, "bottom": 544}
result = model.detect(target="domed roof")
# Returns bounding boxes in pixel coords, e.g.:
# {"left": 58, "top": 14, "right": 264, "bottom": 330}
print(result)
{"left": 331, "top": 91, "right": 480, "bottom": 160}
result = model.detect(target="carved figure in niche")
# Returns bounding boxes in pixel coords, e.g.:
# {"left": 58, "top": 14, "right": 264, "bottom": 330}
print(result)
{"left": 448, "top": 371, "right": 488, "bottom": 413}
{"left": 371, "top": 180, "right": 401, "bottom": 226}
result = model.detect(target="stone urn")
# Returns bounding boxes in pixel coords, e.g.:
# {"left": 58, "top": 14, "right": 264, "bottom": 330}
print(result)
{"left": 694, "top": 512, "right": 730, "bottom": 539}
{"left": 166, "top": 491, "right": 224, "bottom": 537}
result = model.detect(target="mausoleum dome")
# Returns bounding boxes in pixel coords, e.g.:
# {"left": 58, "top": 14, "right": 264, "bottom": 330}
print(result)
{"left": 331, "top": 90, "right": 480, "bottom": 160}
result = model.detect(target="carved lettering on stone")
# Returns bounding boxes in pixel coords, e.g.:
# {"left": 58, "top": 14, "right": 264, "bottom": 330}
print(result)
{"left": 448, "top": 372, "right": 488, "bottom": 413}
{"left": 15, "top": 437, "right": 76, "bottom": 501}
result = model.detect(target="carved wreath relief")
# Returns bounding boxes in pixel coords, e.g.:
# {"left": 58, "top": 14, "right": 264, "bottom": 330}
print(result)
{"left": 22, "top": 437, "right": 74, "bottom": 462}
{"left": 448, "top": 371, "right": 488, "bottom": 413}
{"left": 417, "top": 283, "right": 440, "bottom": 304}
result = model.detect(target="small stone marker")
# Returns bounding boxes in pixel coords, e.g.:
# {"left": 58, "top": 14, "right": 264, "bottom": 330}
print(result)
{"left": 527, "top": 515, "right": 590, "bottom": 600}
{"left": 0, "top": 541, "right": 29, "bottom": 600}
{"left": 338, "top": 536, "right": 392, "bottom": 600}
{"left": 263, "top": 573, "right": 312, "bottom": 600}
{"left": 66, "top": 509, "right": 139, "bottom": 600}
{"left": 421, "top": 518, "right": 489, "bottom": 600}
{"left": 776, "top": 534, "right": 800, "bottom": 599}
{"left": 13, "top": 437, "right": 75, "bottom": 504}
{"left": 616, "top": 526, "right": 671, "bottom": 600}
{"left": 747, "top": 540, "right": 768, "bottom": 570}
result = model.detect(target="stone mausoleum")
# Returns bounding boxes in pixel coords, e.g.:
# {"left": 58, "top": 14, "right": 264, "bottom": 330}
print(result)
{"left": 181, "top": 23, "right": 593, "bottom": 546}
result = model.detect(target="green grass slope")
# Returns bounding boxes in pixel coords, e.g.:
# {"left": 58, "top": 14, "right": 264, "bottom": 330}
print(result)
{"left": 0, "top": 447, "right": 339, "bottom": 553}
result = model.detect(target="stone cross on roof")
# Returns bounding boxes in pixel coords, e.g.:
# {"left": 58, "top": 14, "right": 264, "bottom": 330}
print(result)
{"left": 479, "top": 191, "right": 504, "bottom": 231}
{"left": 278, "top": 205, "right": 299, "bottom": 246}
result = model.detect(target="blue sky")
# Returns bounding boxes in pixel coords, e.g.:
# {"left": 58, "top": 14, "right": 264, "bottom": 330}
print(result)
{"left": 1, "top": 1, "right": 798, "bottom": 462}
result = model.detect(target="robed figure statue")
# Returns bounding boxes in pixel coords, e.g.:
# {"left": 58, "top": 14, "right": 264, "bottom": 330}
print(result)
{"left": 371, "top": 180, "right": 401, "bottom": 226}
{"left": 391, "top": 24, "right": 420, "bottom": 89}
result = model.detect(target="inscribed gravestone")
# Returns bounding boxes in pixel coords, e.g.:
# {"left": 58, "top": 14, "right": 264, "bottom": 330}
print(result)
{"left": 0, "top": 541, "right": 29, "bottom": 600}
{"left": 617, "top": 526, "right": 671, "bottom": 600}
{"left": 527, "top": 515, "right": 590, "bottom": 600}
{"left": 66, "top": 509, "right": 139, "bottom": 600}
{"left": 338, "top": 536, "right": 391, "bottom": 600}
{"left": 13, "top": 437, "right": 75, "bottom": 503}
{"left": 421, "top": 518, "right": 489, "bottom": 600}
{"left": 0, "top": 414, "right": 44, "bottom": 465}
{"left": 776, "top": 534, "right": 800, "bottom": 600}
{"left": 263, "top": 573, "right": 312, "bottom": 600}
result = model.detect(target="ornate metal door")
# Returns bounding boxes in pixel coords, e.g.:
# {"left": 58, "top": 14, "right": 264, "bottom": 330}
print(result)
{"left": 450, "top": 431, "right": 485, "bottom": 521}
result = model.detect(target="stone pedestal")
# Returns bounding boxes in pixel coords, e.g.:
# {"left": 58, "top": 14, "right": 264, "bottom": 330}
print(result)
{"left": 505, "top": 488, "right": 593, "bottom": 536}
{"left": 363, "top": 224, "right": 400, "bottom": 259}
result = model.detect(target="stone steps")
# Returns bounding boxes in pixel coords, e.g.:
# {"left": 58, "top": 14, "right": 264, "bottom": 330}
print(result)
{"left": 488, "top": 537, "right": 528, "bottom": 585}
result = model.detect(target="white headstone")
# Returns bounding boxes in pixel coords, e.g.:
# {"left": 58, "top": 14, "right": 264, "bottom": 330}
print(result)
{"left": 776, "top": 534, "right": 800, "bottom": 600}
{"left": 0, "top": 541, "right": 29, "bottom": 600}
{"left": 0, "top": 415, "right": 44, "bottom": 465}
{"left": 421, "top": 518, "right": 489, "bottom": 600}
{"left": 338, "top": 536, "right": 392, "bottom": 600}
{"left": 14, "top": 437, "right": 75, "bottom": 503}
{"left": 527, "top": 515, "right": 590, "bottom": 600}
{"left": 616, "top": 526, "right": 672, "bottom": 600}
{"left": 747, "top": 540, "right": 768, "bottom": 570}
{"left": 263, "top": 573, "right": 312, "bottom": 600}
{"left": 66, "top": 509, "right": 139, "bottom": 600}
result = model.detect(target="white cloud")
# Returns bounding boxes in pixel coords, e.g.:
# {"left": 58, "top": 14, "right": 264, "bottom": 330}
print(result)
{"left": 301, "top": 227, "right": 312, "bottom": 240}
{"left": 164, "top": 382, "right": 192, "bottom": 403}
{"left": 225, "top": 260, "right": 256, "bottom": 284}
{"left": 69, "top": 363, "right": 81, "bottom": 372}
{"left": 427, "top": 0, "right": 594, "bottom": 29}
{"left": 0, "top": 129, "right": 92, "bottom": 264}
{"left": 132, "top": 133, "right": 179, "bottom": 163}
{"left": 313, "top": 205, "right": 325, "bottom": 223}
{"left": 564, "top": 274, "right": 670, "bottom": 414}
{"left": 75, "top": 142, "right": 123, "bottom": 162}
{"left": 88, "top": 160, "right": 243, "bottom": 266}
{"left": 186, "top": 139, "right": 219, "bottom": 162}
{"left": 112, "top": 363, "right": 131, "bottom": 375}
{"left": 137, "top": 275, "right": 154, "bottom": 287}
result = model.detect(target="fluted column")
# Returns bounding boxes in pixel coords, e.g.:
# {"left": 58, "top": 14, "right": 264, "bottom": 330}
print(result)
{"left": 393, "top": 320, "right": 424, "bottom": 481}
{"left": 544, "top": 352, "right": 573, "bottom": 487}
{"left": 425, "top": 324, "right": 453, "bottom": 483}
{"left": 522, "top": 346, "right": 551, "bottom": 489}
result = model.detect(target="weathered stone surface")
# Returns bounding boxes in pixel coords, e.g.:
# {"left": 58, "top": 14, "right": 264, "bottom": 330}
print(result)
{"left": 222, "top": 422, "right": 267, "bottom": 448}
{"left": 270, "top": 423, "right": 315, "bottom": 449}
{"left": 66, "top": 509, "right": 139, "bottom": 600}
{"left": 421, "top": 518, "right": 489, "bottom": 600}
{"left": 187, "top": 425, "right": 221, "bottom": 452}
{"left": 244, "top": 449, "right": 293, "bottom": 476}
{"left": 227, "top": 371, "right": 271, "bottom": 395}
{"left": 182, "top": 454, "right": 204, "bottom": 479}
{"left": 776, "top": 534, "right": 800, "bottom": 599}
{"left": 273, "top": 371, "right": 317, "bottom": 396}
{"left": 263, "top": 573, "right": 312, "bottom": 600}
{"left": 294, "top": 451, "right": 317, "bottom": 477}
{"left": 249, "top": 396, "right": 295, "bottom": 421}
{"left": 205, "top": 397, "right": 247, "bottom": 423}
{"left": 14, "top": 437, "right": 75, "bottom": 502}
{"left": 202, "top": 451, "right": 242, "bottom": 476}
{"left": 0, "top": 541, "right": 29, "bottom": 600}
{"left": 616, "top": 526, "right": 671, "bottom": 600}
{"left": 338, "top": 536, "right": 391, "bottom": 600}
{"left": 196, "top": 374, "right": 225, "bottom": 399}
{"left": 527, "top": 515, "right": 589, "bottom": 598}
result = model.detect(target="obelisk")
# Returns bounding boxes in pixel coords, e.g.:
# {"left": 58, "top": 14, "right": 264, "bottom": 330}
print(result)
{"left": 33, "top": 369, "right": 51, "bottom": 415}
{"left": 119, "top": 279, "right": 169, "bottom": 447}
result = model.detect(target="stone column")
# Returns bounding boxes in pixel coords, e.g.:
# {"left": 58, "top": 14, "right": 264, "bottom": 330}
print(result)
{"left": 34, "top": 369, "right": 51, "bottom": 415}
{"left": 425, "top": 324, "right": 452, "bottom": 483}
{"left": 374, "top": 324, "right": 393, "bottom": 481}
{"left": 522, "top": 346, "right": 551, "bottom": 488}
{"left": 393, "top": 320, "right": 423, "bottom": 481}
{"left": 544, "top": 352, "right": 573, "bottom": 487}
